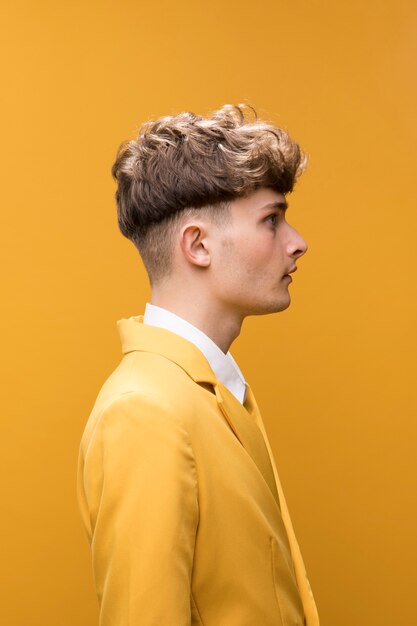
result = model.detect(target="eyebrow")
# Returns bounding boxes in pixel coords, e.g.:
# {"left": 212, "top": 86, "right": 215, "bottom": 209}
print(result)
{"left": 260, "top": 200, "right": 288, "bottom": 212}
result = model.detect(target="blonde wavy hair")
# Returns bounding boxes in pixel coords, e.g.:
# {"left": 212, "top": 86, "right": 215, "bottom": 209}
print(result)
{"left": 111, "top": 103, "right": 307, "bottom": 283}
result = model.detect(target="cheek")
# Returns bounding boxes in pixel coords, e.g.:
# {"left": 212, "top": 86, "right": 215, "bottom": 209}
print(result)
{"left": 240, "top": 239, "right": 277, "bottom": 274}
{"left": 216, "top": 232, "right": 280, "bottom": 282}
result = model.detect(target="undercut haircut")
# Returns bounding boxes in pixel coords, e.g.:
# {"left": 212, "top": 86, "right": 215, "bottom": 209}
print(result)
{"left": 111, "top": 103, "right": 307, "bottom": 284}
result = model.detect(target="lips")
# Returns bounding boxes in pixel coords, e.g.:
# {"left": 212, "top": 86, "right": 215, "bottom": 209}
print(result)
{"left": 283, "top": 266, "right": 297, "bottom": 278}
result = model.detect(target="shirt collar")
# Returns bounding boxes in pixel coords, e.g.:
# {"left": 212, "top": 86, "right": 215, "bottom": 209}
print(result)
{"left": 143, "top": 303, "right": 247, "bottom": 404}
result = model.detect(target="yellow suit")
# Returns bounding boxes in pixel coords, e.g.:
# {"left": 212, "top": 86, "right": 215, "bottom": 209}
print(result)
{"left": 77, "top": 315, "right": 319, "bottom": 626}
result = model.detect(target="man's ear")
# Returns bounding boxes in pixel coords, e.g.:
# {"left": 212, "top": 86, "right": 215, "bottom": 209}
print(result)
{"left": 179, "top": 223, "right": 211, "bottom": 268}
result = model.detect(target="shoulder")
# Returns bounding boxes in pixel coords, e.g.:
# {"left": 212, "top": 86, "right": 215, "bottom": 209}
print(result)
{"left": 77, "top": 387, "right": 200, "bottom": 540}
{"left": 79, "top": 389, "right": 198, "bottom": 479}
{"left": 94, "top": 350, "right": 204, "bottom": 409}
{"left": 80, "top": 351, "right": 215, "bottom": 454}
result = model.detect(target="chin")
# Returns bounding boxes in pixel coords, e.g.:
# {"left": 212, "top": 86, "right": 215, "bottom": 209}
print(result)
{"left": 247, "top": 297, "right": 291, "bottom": 316}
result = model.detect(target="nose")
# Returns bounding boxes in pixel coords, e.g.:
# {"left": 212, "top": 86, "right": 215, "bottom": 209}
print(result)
{"left": 287, "top": 226, "right": 308, "bottom": 259}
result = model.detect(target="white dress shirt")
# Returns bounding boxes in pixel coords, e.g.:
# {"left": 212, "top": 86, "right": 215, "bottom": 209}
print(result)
{"left": 143, "top": 303, "right": 247, "bottom": 404}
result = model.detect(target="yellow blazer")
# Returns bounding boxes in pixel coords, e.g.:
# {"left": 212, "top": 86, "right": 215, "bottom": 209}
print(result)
{"left": 77, "top": 315, "right": 319, "bottom": 626}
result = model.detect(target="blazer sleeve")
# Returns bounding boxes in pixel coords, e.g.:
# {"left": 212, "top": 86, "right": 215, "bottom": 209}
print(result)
{"left": 78, "top": 391, "right": 199, "bottom": 625}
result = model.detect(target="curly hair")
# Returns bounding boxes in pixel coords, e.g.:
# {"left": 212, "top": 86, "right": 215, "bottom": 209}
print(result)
{"left": 111, "top": 103, "right": 307, "bottom": 283}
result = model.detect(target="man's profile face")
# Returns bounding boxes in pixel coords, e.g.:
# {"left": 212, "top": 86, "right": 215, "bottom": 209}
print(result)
{"left": 208, "top": 187, "right": 308, "bottom": 318}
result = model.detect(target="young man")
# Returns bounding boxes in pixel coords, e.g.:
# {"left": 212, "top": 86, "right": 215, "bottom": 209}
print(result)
{"left": 77, "top": 104, "right": 320, "bottom": 625}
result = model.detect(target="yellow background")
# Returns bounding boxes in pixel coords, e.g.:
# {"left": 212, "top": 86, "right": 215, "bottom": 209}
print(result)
{"left": 1, "top": 1, "right": 416, "bottom": 624}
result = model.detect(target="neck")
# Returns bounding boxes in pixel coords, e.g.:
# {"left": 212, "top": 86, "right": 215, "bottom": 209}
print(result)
{"left": 149, "top": 289, "right": 244, "bottom": 354}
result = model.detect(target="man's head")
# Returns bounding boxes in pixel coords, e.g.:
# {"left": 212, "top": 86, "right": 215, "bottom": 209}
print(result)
{"left": 111, "top": 103, "right": 307, "bottom": 294}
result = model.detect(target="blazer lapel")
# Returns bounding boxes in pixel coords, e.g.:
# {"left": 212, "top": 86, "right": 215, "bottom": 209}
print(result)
{"left": 244, "top": 383, "right": 320, "bottom": 626}
{"left": 214, "top": 382, "right": 280, "bottom": 508}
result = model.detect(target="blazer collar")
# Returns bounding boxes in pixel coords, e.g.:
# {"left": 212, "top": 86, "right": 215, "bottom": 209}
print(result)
{"left": 117, "top": 314, "right": 280, "bottom": 509}
{"left": 117, "top": 314, "right": 218, "bottom": 384}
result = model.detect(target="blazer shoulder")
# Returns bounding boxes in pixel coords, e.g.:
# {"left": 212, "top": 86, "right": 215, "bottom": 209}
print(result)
{"left": 99, "top": 349, "right": 207, "bottom": 408}
{"left": 80, "top": 350, "right": 215, "bottom": 453}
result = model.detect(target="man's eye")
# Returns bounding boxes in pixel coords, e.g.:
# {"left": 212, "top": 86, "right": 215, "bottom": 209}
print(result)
{"left": 266, "top": 214, "right": 278, "bottom": 226}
